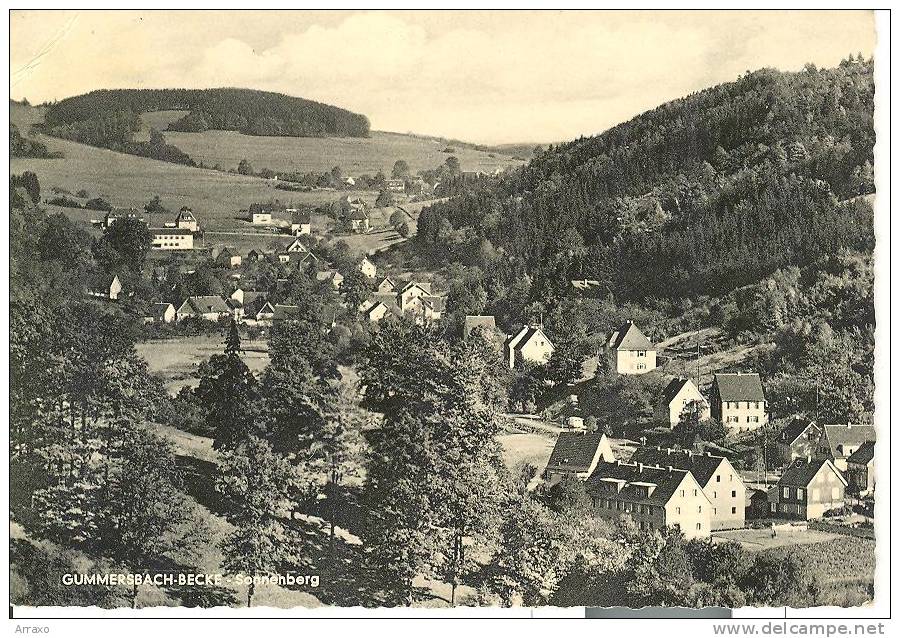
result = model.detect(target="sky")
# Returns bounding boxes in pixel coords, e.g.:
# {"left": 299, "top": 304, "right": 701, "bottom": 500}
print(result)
{"left": 10, "top": 10, "right": 876, "bottom": 144}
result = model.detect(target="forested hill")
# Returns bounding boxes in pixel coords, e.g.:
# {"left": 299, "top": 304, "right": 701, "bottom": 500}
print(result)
{"left": 416, "top": 57, "right": 875, "bottom": 306}
{"left": 42, "top": 88, "right": 371, "bottom": 138}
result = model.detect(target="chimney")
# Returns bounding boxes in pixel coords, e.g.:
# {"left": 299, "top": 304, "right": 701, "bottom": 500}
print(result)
{"left": 847, "top": 422, "right": 852, "bottom": 429}
{"left": 638, "top": 463, "right": 644, "bottom": 473}
{"left": 686, "top": 450, "right": 693, "bottom": 458}
{"left": 666, "top": 448, "right": 672, "bottom": 455}
{"left": 666, "top": 465, "right": 673, "bottom": 473}
{"left": 640, "top": 436, "right": 647, "bottom": 446}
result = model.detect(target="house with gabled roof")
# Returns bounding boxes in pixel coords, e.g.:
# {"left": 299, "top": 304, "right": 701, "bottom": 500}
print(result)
{"left": 272, "top": 304, "right": 302, "bottom": 322}
{"left": 775, "top": 418, "right": 824, "bottom": 465}
{"left": 504, "top": 325, "right": 554, "bottom": 369}
{"left": 88, "top": 273, "right": 122, "bottom": 301}
{"left": 144, "top": 302, "right": 175, "bottom": 324}
{"left": 315, "top": 270, "right": 344, "bottom": 289}
{"left": 360, "top": 300, "right": 392, "bottom": 323}
{"left": 290, "top": 209, "right": 312, "bottom": 235}
{"left": 544, "top": 432, "right": 615, "bottom": 484}
{"left": 376, "top": 276, "right": 397, "bottom": 294}
{"left": 656, "top": 377, "right": 710, "bottom": 428}
{"left": 770, "top": 457, "right": 847, "bottom": 520}
{"left": 710, "top": 373, "right": 768, "bottom": 431}
{"left": 347, "top": 207, "right": 370, "bottom": 233}
{"left": 176, "top": 296, "right": 231, "bottom": 322}
{"left": 819, "top": 423, "right": 876, "bottom": 471}
{"left": 629, "top": 447, "right": 745, "bottom": 530}
{"left": 175, "top": 207, "right": 199, "bottom": 232}
{"left": 284, "top": 237, "right": 309, "bottom": 253}
{"left": 215, "top": 247, "right": 242, "bottom": 268}
{"left": 357, "top": 256, "right": 377, "bottom": 279}
{"left": 586, "top": 460, "right": 712, "bottom": 538}
{"left": 606, "top": 321, "right": 656, "bottom": 374}
{"left": 846, "top": 441, "right": 875, "bottom": 497}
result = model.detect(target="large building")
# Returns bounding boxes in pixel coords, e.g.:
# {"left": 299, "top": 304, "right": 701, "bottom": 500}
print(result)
{"left": 656, "top": 377, "right": 710, "bottom": 428}
{"left": 769, "top": 457, "right": 847, "bottom": 520}
{"left": 544, "top": 432, "right": 615, "bottom": 484}
{"left": 504, "top": 325, "right": 555, "bottom": 369}
{"left": 819, "top": 423, "right": 876, "bottom": 471}
{"left": 629, "top": 447, "right": 745, "bottom": 530}
{"left": 606, "top": 321, "right": 657, "bottom": 374}
{"left": 151, "top": 228, "right": 194, "bottom": 250}
{"left": 710, "top": 373, "right": 768, "bottom": 431}
{"left": 586, "top": 460, "right": 712, "bottom": 538}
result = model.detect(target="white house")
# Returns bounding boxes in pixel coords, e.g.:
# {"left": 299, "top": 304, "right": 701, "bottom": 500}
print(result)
{"left": 361, "top": 300, "right": 391, "bottom": 323}
{"left": 504, "top": 325, "right": 555, "bottom": 369}
{"left": 358, "top": 256, "right": 377, "bottom": 279}
{"left": 657, "top": 377, "right": 711, "bottom": 428}
{"left": 151, "top": 228, "right": 194, "bottom": 250}
{"left": 606, "top": 321, "right": 657, "bottom": 374}
{"left": 176, "top": 296, "right": 231, "bottom": 322}
{"left": 290, "top": 209, "right": 312, "bottom": 235}
{"left": 251, "top": 211, "right": 272, "bottom": 225}
{"left": 175, "top": 207, "right": 199, "bottom": 232}
{"left": 144, "top": 302, "right": 176, "bottom": 324}
{"left": 285, "top": 237, "right": 309, "bottom": 253}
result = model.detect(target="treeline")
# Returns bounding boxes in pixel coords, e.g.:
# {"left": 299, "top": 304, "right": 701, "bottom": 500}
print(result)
{"left": 414, "top": 57, "right": 876, "bottom": 312}
{"left": 44, "top": 88, "right": 370, "bottom": 138}
{"left": 10, "top": 124, "right": 61, "bottom": 158}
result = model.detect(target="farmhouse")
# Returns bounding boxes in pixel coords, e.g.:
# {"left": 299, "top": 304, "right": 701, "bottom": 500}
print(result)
{"left": 846, "top": 441, "right": 875, "bottom": 497}
{"left": 347, "top": 208, "right": 370, "bottom": 233}
{"left": 463, "top": 315, "right": 497, "bottom": 340}
{"left": 710, "top": 373, "right": 768, "bottom": 430}
{"left": 775, "top": 418, "right": 824, "bottom": 465}
{"left": 504, "top": 325, "right": 554, "bottom": 369}
{"left": 143, "top": 302, "right": 176, "bottom": 324}
{"left": 215, "top": 247, "right": 242, "bottom": 268}
{"left": 770, "top": 457, "right": 847, "bottom": 520}
{"left": 227, "top": 290, "right": 266, "bottom": 321}
{"left": 357, "top": 257, "right": 377, "bottom": 279}
{"left": 290, "top": 209, "right": 312, "bottom": 235}
{"left": 151, "top": 228, "right": 194, "bottom": 250}
{"left": 251, "top": 210, "right": 272, "bottom": 225}
{"left": 360, "top": 300, "right": 392, "bottom": 323}
{"left": 629, "top": 447, "right": 746, "bottom": 530}
{"left": 376, "top": 276, "right": 397, "bottom": 294}
{"left": 544, "top": 432, "right": 615, "bottom": 484}
{"left": 88, "top": 273, "right": 122, "bottom": 300}
{"left": 586, "top": 460, "right": 713, "bottom": 538}
{"left": 656, "top": 377, "right": 710, "bottom": 428}
{"left": 819, "top": 423, "right": 876, "bottom": 471}
{"left": 606, "top": 321, "right": 657, "bottom": 374}
{"left": 175, "top": 207, "right": 199, "bottom": 232}
{"left": 176, "top": 296, "right": 231, "bottom": 322}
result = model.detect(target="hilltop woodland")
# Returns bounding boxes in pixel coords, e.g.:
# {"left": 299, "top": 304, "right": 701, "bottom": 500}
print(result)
{"left": 9, "top": 58, "right": 875, "bottom": 609}
{"left": 415, "top": 58, "right": 875, "bottom": 427}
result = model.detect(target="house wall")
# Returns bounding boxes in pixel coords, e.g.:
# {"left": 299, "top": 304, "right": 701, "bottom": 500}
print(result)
{"left": 252, "top": 213, "right": 271, "bottom": 224}
{"left": 152, "top": 233, "right": 193, "bottom": 250}
{"left": 662, "top": 384, "right": 710, "bottom": 427}
{"left": 702, "top": 460, "right": 746, "bottom": 530}
{"left": 614, "top": 349, "right": 657, "bottom": 374}
{"left": 162, "top": 306, "right": 175, "bottom": 323}
{"left": 775, "top": 466, "right": 845, "bottom": 520}
{"left": 713, "top": 396, "right": 768, "bottom": 431}
{"left": 848, "top": 461, "right": 874, "bottom": 496}
{"left": 664, "top": 475, "right": 713, "bottom": 539}
{"left": 519, "top": 337, "right": 554, "bottom": 366}
{"left": 592, "top": 492, "right": 668, "bottom": 534}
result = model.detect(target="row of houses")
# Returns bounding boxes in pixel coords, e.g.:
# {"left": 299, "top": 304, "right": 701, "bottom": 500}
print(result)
{"left": 358, "top": 278, "right": 445, "bottom": 324}
{"left": 144, "top": 289, "right": 308, "bottom": 325}
{"left": 247, "top": 204, "right": 312, "bottom": 235}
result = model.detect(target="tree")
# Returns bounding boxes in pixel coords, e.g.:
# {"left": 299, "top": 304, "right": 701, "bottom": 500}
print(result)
{"left": 375, "top": 190, "right": 393, "bottom": 208}
{"left": 740, "top": 553, "right": 822, "bottom": 607}
{"left": 237, "top": 158, "right": 254, "bottom": 175}
{"left": 10, "top": 171, "right": 40, "bottom": 204}
{"left": 217, "top": 436, "right": 298, "bottom": 607}
{"left": 195, "top": 320, "right": 260, "bottom": 450}
{"left": 97, "top": 217, "right": 153, "bottom": 273}
{"left": 391, "top": 159, "right": 410, "bottom": 179}
{"left": 397, "top": 222, "right": 410, "bottom": 238}
{"left": 389, "top": 209, "right": 407, "bottom": 228}
{"left": 444, "top": 155, "right": 461, "bottom": 173}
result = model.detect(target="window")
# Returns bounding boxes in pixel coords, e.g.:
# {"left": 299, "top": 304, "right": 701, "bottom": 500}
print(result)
{"left": 831, "top": 487, "right": 841, "bottom": 500}
{"left": 797, "top": 488, "right": 805, "bottom": 500}
{"left": 748, "top": 416, "right": 759, "bottom": 423}
{"left": 770, "top": 503, "right": 777, "bottom": 512}
{"left": 713, "top": 491, "right": 717, "bottom": 498}
{"left": 696, "top": 523, "right": 702, "bottom": 531}
{"left": 698, "top": 506, "right": 702, "bottom": 513}
{"left": 646, "top": 505, "right": 653, "bottom": 515}
{"left": 713, "top": 507, "right": 717, "bottom": 515}
{"left": 638, "top": 351, "right": 646, "bottom": 357}
{"left": 680, "top": 490, "right": 685, "bottom": 497}
{"left": 731, "top": 490, "right": 736, "bottom": 498}
{"left": 637, "top": 363, "right": 646, "bottom": 370}
{"left": 783, "top": 487, "right": 790, "bottom": 499}
{"left": 693, "top": 489, "right": 698, "bottom": 497}
{"left": 727, "top": 416, "right": 739, "bottom": 423}
{"left": 716, "top": 475, "right": 721, "bottom": 483}
{"left": 676, "top": 507, "right": 681, "bottom": 515}
{"left": 731, "top": 507, "right": 737, "bottom": 514}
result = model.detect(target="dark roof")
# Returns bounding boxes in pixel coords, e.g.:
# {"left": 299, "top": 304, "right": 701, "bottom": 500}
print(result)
{"left": 183, "top": 296, "right": 230, "bottom": 314}
{"left": 779, "top": 457, "right": 846, "bottom": 487}
{"left": 348, "top": 208, "right": 369, "bottom": 220}
{"left": 609, "top": 321, "right": 653, "bottom": 351}
{"left": 547, "top": 433, "right": 609, "bottom": 472}
{"left": 506, "top": 325, "right": 554, "bottom": 352}
{"left": 292, "top": 210, "right": 312, "bottom": 224}
{"left": 713, "top": 373, "right": 765, "bottom": 402}
{"left": 778, "top": 418, "right": 817, "bottom": 445}
{"left": 661, "top": 378, "right": 694, "bottom": 406}
{"left": 464, "top": 315, "right": 497, "bottom": 338}
{"left": 176, "top": 208, "right": 196, "bottom": 221}
{"left": 585, "top": 461, "right": 694, "bottom": 507}
{"left": 629, "top": 446, "right": 730, "bottom": 487}
{"left": 846, "top": 440, "right": 875, "bottom": 466}
{"left": 148, "top": 302, "right": 173, "bottom": 315}
{"left": 272, "top": 304, "right": 301, "bottom": 321}
{"left": 822, "top": 424, "right": 876, "bottom": 459}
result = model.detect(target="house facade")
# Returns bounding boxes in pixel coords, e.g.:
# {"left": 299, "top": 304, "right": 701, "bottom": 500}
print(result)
{"left": 656, "top": 377, "right": 710, "bottom": 428}
{"left": 504, "top": 325, "right": 555, "bottom": 369}
{"left": 846, "top": 441, "right": 875, "bottom": 497}
{"left": 606, "top": 321, "right": 657, "bottom": 375}
{"left": 775, "top": 418, "right": 824, "bottom": 465}
{"left": 586, "top": 461, "right": 713, "bottom": 538}
{"left": 176, "top": 207, "right": 199, "bottom": 232}
{"left": 151, "top": 228, "right": 194, "bottom": 250}
{"left": 819, "top": 424, "right": 876, "bottom": 471}
{"left": 144, "top": 302, "right": 175, "bottom": 324}
{"left": 710, "top": 373, "right": 768, "bottom": 431}
{"left": 358, "top": 257, "right": 377, "bottom": 279}
{"left": 629, "top": 447, "right": 746, "bottom": 530}
{"left": 544, "top": 432, "right": 615, "bottom": 485}
{"left": 770, "top": 457, "right": 847, "bottom": 520}
{"left": 290, "top": 210, "right": 312, "bottom": 235}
